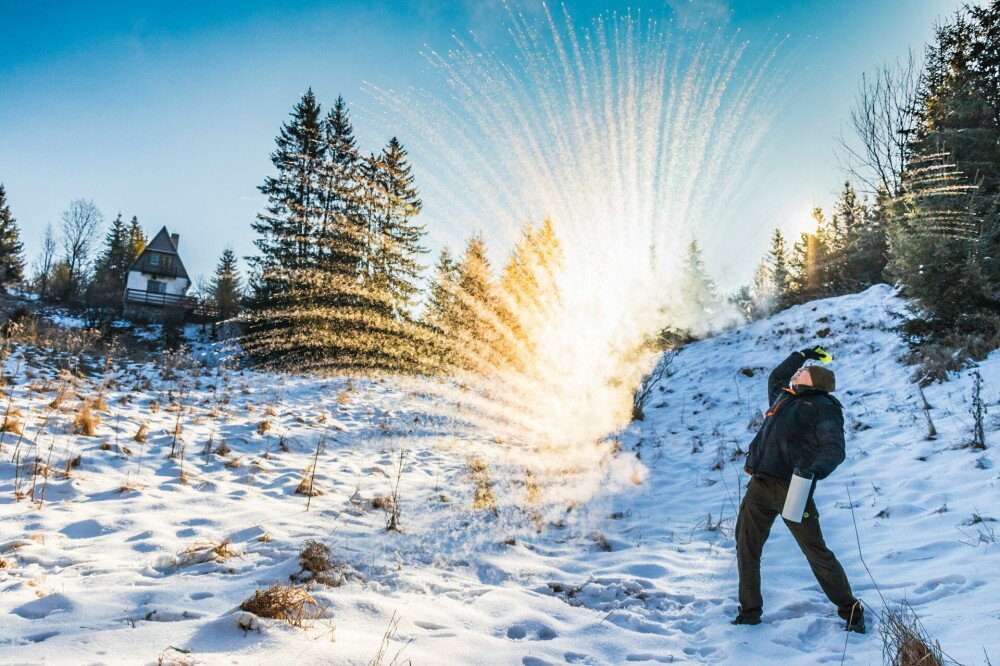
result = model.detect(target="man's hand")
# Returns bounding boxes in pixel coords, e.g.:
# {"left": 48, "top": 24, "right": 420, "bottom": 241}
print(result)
{"left": 800, "top": 346, "right": 825, "bottom": 361}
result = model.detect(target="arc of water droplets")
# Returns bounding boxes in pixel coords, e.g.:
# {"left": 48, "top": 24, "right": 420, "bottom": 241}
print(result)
{"left": 362, "top": 3, "right": 788, "bottom": 452}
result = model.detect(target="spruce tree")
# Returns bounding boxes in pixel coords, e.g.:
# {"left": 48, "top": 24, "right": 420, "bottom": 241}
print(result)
{"left": 0, "top": 184, "right": 25, "bottom": 288}
{"left": 249, "top": 89, "right": 325, "bottom": 305}
{"left": 210, "top": 248, "right": 243, "bottom": 319}
{"left": 453, "top": 234, "right": 502, "bottom": 372}
{"left": 126, "top": 216, "right": 146, "bottom": 260}
{"left": 765, "top": 228, "right": 790, "bottom": 308}
{"left": 788, "top": 207, "right": 830, "bottom": 302}
{"left": 318, "top": 96, "right": 365, "bottom": 282}
{"left": 245, "top": 89, "right": 327, "bottom": 367}
{"left": 424, "top": 246, "right": 462, "bottom": 370}
{"left": 87, "top": 213, "right": 142, "bottom": 310}
{"left": 362, "top": 138, "right": 426, "bottom": 318}
{"left": 886, "top": 3, "right": 1000, "bottom": 353}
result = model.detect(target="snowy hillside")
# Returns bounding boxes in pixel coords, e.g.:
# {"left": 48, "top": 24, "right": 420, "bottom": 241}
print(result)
{"left": 1, "top": 284, "right": 998, "bottom": 665}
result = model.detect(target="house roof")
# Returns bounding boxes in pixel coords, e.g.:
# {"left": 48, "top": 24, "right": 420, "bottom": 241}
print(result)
{"left": 128, "top": 226, "right": 190, "bottom": 281}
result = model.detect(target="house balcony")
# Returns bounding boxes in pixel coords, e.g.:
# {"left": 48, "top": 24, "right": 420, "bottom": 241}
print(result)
{"left": 125, "top": 288, "right": 197, "bottom": 309}
{"left": 124, "top": 288, "right": 220, "bottom": 321}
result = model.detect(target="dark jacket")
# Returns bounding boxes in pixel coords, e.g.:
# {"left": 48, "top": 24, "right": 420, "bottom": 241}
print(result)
{"left": 744, "top": 352, "right": 846, "bottom": 482}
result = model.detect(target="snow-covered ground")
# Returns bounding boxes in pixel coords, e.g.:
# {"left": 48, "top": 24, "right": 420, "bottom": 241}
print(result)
{"left": 1, "top": 284, "right": 997, "bottom": 664}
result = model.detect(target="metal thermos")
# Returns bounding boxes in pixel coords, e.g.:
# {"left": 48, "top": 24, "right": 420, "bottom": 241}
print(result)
{"left": 782, "top": 468, "right": 815, "bottom": 523}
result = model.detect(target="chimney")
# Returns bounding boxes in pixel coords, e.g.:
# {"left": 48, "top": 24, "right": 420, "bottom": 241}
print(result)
{"left": 170, "top": 233, "right": 180, "bottom": 249}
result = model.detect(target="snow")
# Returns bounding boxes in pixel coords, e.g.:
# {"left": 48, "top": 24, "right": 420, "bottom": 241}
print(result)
{"left": 1, "top": 284, "right": 998, "bottom": 664}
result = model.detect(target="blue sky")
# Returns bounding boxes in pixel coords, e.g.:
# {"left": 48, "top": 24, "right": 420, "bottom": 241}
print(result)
{"left": 0, "top": 0, "right": 969, "bottom": 289}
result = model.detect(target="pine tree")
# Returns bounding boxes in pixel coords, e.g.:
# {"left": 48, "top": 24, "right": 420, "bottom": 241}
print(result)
{"left": 361, "top": 138, "right": 426, "bottom": 319}
{"left": 669, "top": 238, "right": 731, "bottom": 336}
{"left": 210, "top": 247, "right": 243, "bottom": 319}
{"left": 788, "top": 207, "right": 830, "bottom": 302}
{"left": 886, "top": 3, "right": 1000, "bottom": 352}
{"left": 424, "top": 247, "right": 462, "bottom": 369}
{"left": 451, "top": 234, "right": 503, "bottom": 372}
{"left": 87, "top": 213, "right": 137, "bottom": 310}
{"left": 127, "top": 216, "right": 146, "bottom": 260}
{"left": 765, "top": 228, "right": 790, "bottom": 308}
{"left": 249, "top": 89, "right": 326, "bottom": 305}
{"left": 318, "top": 96, "right": 365, "bottom": 289}
{"left": 245, "top": 90, "right": 328, "bottom": 367}
{"left": 0, "top": 184, "right": 25, "bottom": 288}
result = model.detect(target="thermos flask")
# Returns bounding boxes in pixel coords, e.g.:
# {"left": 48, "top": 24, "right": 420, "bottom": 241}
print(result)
{"left": 782, "top": 468, "right": 815, "bottom": 522}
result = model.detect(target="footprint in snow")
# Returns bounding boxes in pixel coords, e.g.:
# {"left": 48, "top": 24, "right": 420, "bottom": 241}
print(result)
{"left": 506, "top": 623, "right": 557, "bottom": 641}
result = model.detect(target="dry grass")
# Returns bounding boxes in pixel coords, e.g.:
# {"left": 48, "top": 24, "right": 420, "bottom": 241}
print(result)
{"left": 371, "top": 494, "right": 394, "bottom": 511}
{"left": 1, "top": 407, "right": 23, "bottom": 435}
{"left": 295, "top": 468, "right": 322, "bottom": 496}
{"left": 239, "top": 583, "right": 321, "bottom": 627}
{"left": 133, "top": 424, "right": 149, "bottom": 443}
{"left": 881, "top": 603, "right": 944, "bottom": 666}
{"left": 265, "top": 404, "right": 278, "bottom": 416}
{"left": 91, "top": 392, "right": 109, "bottom": 412}
{"left": 117, "top": 478, "right": 142, "bottom": 493}
{"left": 74, "top": 401, "right": 99, "bottom": 436}
{"left": 48, "top": 386, "right": 68, "bottom": 410}
{"left": 256, "top": 419, "right": 271, "bottom": 435}
{"left": 294, "top": 539, "right": 349, "bottom": 586}
{"left": 299, "top": 539, "right": 332, "bottom": 575}
{"left": 468, "top": 457, "right": 498, "bottom": 515}
{"left": 175, "top": 539, "right": 241, "bottom": 567}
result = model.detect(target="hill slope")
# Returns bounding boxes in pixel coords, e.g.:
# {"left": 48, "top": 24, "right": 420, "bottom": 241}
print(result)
{"left": 0, "top": 284, "right": 997, "bottom": 664}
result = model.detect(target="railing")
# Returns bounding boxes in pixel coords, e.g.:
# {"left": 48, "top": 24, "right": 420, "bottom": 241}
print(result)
{"left": 125, "top": 288, "right": 197, "bottom": 309}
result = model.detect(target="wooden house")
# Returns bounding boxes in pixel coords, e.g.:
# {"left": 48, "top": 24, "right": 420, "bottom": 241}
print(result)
{"left": 123, "top": 226, "right": 193, "bottom": 318}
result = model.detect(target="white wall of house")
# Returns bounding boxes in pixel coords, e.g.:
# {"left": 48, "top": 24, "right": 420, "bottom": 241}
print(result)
{"left": 125, "top": 271, "right": 189, "bottom": 296}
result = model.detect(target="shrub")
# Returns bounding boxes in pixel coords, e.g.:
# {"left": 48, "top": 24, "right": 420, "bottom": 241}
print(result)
{"left": 239, "top": 583, "right": 320, "bottom": 627}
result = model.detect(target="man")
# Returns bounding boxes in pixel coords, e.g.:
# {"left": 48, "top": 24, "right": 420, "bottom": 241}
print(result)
{"left": 733, "top": 346, "right": 865, "bottom": 633}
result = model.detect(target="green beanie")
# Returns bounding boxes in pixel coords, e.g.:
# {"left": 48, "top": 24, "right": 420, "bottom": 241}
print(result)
{"left": 806, "top": 365, "right": 836, "bottom": 392}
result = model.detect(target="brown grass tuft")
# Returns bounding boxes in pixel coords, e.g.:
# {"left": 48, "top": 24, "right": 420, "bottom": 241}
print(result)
{"left": 92, "top": 392, "right": 109, "bottom": 412}
{"left": 176, "top": 539, "right": 240, "bottom": 567}
{"left": 371, "top": 494, "right": 394, "bottom": 511}
{"left": 295, "top": 470, "right": 322, "bottom": 496}
{"left": 297, "top": 539, "right": 343, "bottom": 586}
{"left": 1, "top": 407, "right": 23, "bottom": 434}
{"left": 48, "top": 387, "right": 69, "bottom": 410}
{"left": 134, "top": 424, "right": 149, "bottom": 443}
{"left": 256, "top": 420, "right": 271, "bottom": 435}
{"left": 881, "top": 604, "right": 943, "bottom": 666}
{"left": 74, "top": 401, "right": 99, "bottom": 436}
{"left": 468, "top": 457, "right": 498, "bottom": 515}
{"left": 239, "top": 583, "right": 320, "bottom": 627}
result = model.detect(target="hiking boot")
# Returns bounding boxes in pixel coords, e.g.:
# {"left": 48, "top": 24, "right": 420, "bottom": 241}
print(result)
{"left": 845, "top": 613, "right": 865, "bottom": 634}
{"left": 842, "top": 602, "right": 865, "bottom": 634}
{"left": 731, "top": 612, "right": 762, "bottom": 626}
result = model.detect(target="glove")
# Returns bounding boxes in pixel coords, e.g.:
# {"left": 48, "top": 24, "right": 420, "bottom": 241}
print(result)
{"left": 800, "top": 346, "right": 828, "bottom": 361}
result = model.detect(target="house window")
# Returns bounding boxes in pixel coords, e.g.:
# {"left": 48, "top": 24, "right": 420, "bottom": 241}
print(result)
{"left": 149, "top": 252, "right": 160, "bottom": 266}
{"left": 147, "top": 280, "right": 166, "bottom": 294}
{"left": 160, "top": 255, "right": 173, "bottom": 270}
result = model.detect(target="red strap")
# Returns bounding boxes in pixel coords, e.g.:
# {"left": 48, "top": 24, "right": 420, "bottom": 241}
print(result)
{"left": 765, "top": 388, "right": 797, "bottom": 417}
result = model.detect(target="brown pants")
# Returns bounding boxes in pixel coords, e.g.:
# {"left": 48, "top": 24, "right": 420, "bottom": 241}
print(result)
{"left": 735, "top": 476, "right": 858, "bottom": 620}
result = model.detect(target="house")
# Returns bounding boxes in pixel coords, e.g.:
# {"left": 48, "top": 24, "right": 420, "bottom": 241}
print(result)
{"left": 123, "top": 226, "right": 193, "bottom": 320}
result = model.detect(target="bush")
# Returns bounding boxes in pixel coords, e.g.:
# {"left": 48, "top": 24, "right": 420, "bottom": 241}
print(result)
{"left": 239, "top": 583, "right": 321, "bottom": 627}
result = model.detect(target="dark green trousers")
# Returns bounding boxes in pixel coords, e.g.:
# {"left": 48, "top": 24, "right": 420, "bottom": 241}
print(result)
{"left": 735, "top": 476, "right": 859, "bottom": 621}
